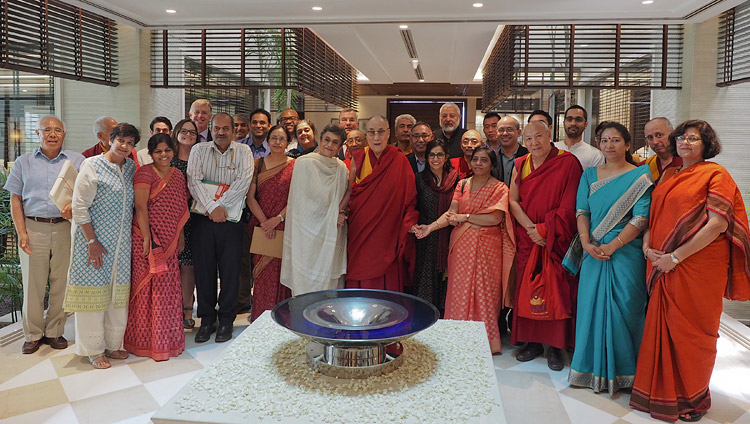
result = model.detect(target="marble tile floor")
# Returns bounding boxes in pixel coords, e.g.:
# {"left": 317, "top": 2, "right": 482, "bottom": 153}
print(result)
{"left": 0, "top": 312, "right": 748, "bottom": 424}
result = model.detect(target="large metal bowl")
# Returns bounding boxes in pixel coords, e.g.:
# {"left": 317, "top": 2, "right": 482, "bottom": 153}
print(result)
{"left": 272, "top": 289, "right": 439, "bottom": 377}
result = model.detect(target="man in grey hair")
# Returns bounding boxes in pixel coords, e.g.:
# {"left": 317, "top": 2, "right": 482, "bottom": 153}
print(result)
{"left": 393, "top": 113, "right": 416, "bottom": 154}
{"left": 433, "top": 102, "right": 467, "bottom": 159}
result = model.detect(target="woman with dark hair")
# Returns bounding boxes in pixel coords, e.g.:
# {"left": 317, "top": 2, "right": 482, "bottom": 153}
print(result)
{"left": 281, "top": 124, "right": 349, "bottom": 296}
{"left": 247, "top": 124, "right": 295, "bottom": 321}
{"left": 630, "top": 120, "right": 750, "bottom": 422}
{"left": 565, "top": 121, "right": 653, "bottom": 394}
{"left": 409, "top": 140, "right": 458, "bottom": 314}
{"left": 65, "top": 123, "right": 139, "bottom": 369}
{"left": 287, "top": 120, "right": 318, "bottom": 158}
{"left": 123, "top": 133, "right": 189, "bottom": 361}
{"left": 170, "top": 118, "right": 199, "bottom": 329}
{"left": 415, "top": 146, "right": 515, "bottom": 353}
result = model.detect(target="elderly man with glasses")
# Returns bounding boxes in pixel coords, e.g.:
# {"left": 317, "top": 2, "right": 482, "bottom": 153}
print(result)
{"left": 4, "top": 115, "right": 85, "bottom": 354}
{"left": 345, "top": 115, "right": 418, "bottom": 293}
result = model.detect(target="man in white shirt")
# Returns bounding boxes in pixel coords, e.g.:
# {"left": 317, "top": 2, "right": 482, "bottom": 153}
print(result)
{"left": 187, "top": 112, "right": 253, "bottom": 344}
{"left": 137, "top": 116, "right": 173, "bottom": 166}
{"left": 554, "top": 105, "right": 604, "bottom": 170}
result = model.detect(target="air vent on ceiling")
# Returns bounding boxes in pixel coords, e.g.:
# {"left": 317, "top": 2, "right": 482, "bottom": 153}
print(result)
{"left": 682, "top": 0, "right": 724, "bottom": 19}
{"left": 400, "top": 29, "right": 419, "bottom": 59}
{"left": 415, "top": 65, "right": 424, "bottom": 80}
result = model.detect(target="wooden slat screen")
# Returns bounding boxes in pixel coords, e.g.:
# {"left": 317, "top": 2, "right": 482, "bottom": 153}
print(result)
{"left": 0, "top": 0, "right": 118, "bottom": 85}
{"left": 483, "top": 23, "right": 682, "bottom": 110}
{"left": 718, "top": 3, "right": 750, "bottom": 86}
{"left": 151, "top": 27, "right": 356, "bottom": 109}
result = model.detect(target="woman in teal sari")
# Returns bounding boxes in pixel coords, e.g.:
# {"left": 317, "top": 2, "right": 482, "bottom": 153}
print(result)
{"left": 566, "top": 122, "right": 653, "bottom": 394}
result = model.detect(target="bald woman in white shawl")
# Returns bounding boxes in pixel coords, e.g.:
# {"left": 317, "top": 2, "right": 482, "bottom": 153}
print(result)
{"left": 280, "top": 125, "right": 350, "bottom": 295}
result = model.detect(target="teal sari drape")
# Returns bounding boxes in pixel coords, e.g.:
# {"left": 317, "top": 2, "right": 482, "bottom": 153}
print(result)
{"left": 568, "top": 165, "right": 653, "bottom": 395}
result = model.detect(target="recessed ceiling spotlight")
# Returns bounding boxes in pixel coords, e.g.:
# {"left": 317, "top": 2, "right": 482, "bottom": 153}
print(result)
{"left": 312, "top": 6, "right": 323, "bottom": 11}
{"left": 419, "top": 79, "right": 425, "bottom": 82}
{"left": 411, "top": 59, "right": 419, "bottom": 63}
{"left": 642, "top": 0, "right": 654, "bottom": 4}
{"left": 473, "top": 3, "right": 484, "bottom": 7}
{"left": 399, "top": 25, "right": 409, "bottom": 29}
{"left": 165, "top": 9, "right": 176, "bottom": 13}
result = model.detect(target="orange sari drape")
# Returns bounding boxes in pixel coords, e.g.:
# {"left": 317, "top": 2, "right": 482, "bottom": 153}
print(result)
{"left": 630, "top": 162, "right": 750, "bottom": 421}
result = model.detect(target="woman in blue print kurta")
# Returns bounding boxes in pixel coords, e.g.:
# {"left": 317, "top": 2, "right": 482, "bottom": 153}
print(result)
{"left": 64, "top": 123, "right": 138, "bottom": 369}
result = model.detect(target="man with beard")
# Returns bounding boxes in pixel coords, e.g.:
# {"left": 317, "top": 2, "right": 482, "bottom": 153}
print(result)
{"left": 509, "top": 120, "right": 582, "bottom": 371}
{"left": 279, "top": 108, "right": 299, "bottom": 152}
{"left": 394, "top": 114, "right": 416, "bottom": 154}
{"left": 406, "top": 122, "right": 432, "bottom": 174}
{"left": 554, "top": 105, "right": 604, "bottom": 170}
{"left": 640, "top": 117, "right": 681, "bottom": 184}
{"left": 485, "top": 114, "right": 528, "bottom": 186}
{"left": 346, "top": 115, "right": 418, "bottom": 292}
{"left": 433, "top": 102, "right": 467, "bottom": 159}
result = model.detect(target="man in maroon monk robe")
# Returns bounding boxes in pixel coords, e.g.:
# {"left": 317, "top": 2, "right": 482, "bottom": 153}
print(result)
{"left": 346, "top": 115, "right": 418, "bottom": 292}
{"left": 508, "top": 121, "right": 582, "bottom": 371}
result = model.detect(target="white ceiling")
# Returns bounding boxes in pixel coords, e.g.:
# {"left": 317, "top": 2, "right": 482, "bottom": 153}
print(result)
{"left": 69, "top": 0, "right": 744, "bottom": 85}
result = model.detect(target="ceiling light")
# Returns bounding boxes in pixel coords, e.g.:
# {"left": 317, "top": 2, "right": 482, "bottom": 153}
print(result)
{"left": 473, "top": 3, "right": 483, "bottom": 7}
{"left": 411, "top": 59, "right": 419, "bottom": 63}
{"left": 312, "top": 6, "right": 323, "bottom": 11}
{"left": 165, "top": 9, "right": 176, "bottom": 13}
{"left": 642, "top": 0, "right": 653, "bottom": 4}
{"left": 419, "top": 79, "right": 425, "bottom": 82}
{"left": 399, "top": 25, "right": 408, "bottom": 29}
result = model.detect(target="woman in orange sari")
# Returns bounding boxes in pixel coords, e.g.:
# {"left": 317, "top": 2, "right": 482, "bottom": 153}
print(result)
{"left": 630, "top": 120, "right": 750, "bottom": 422}
{"left": 415, "top": 146, "right": 515, "bottom": 353}
{"left": 124, "top": 133, "right": 189, "bottom": 361}
{"left": 247, "top": 125, "right": 295, "bottom": 322}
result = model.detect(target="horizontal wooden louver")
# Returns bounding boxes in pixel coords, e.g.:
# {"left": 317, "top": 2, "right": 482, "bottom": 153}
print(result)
{"left": 151, "top": 27, "right": 356, "bottom": 109}
{"left": 0, "top": 0, "right": 118, "bottom": 86}
{"left": 483, "top": 23, "right": 682, "bottom": 111}
{"left": 718, "top": 3, "right": 750, "bottom": 86}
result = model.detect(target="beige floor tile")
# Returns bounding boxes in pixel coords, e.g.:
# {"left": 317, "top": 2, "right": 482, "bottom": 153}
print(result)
{"left": 70, "top": 385, "right": 159, "bottom": 424}
{"left": 50, "top": 353, "right": 96, "bottom": 378}
{"left": 0, "top": 379, "right": 68, "bottom": 419}
{"left": 60, "top": 363, "right": 141, "bottom": 402}
{"left": 705, "top": 391, "right": 750, "bottom": 423}
{"left": 0, "top": 358, "right": 56, "bottom": 391}
{"left": 0, "top": 344, "right": 58, "bottom": 385}
{"left": 127, "top": 352, "right": 203, "bottom": 384}
{"left": 558, "top": 386, "right": 633, "bottom": 418}
{"left": 496, "top": 370, "right": 571, "bottom": 424}
{"left": 0, "top": 403, "right": 78, "bottom": 424}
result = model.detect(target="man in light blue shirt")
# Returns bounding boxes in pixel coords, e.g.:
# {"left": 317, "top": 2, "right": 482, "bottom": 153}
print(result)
{"left": 236, "top": 108, "right": 271, "bottom": 159}
{"left": 4, "top": 115, "right": 84, "bottom": 354}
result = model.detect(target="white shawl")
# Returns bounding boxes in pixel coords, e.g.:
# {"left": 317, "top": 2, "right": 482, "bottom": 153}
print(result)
{"left": 280, "top": 153, "right": 348, "bottom": 295}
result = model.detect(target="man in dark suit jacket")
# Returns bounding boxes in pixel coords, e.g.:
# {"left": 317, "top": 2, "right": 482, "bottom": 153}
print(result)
{"left": 405, "top": 122, "right": 433, "bottom": 174}
{"left": 484, "top": 113, "right": 528, "bottom": 186}
{"left": 432, "top": 102, "right": 467, "bottom": 159}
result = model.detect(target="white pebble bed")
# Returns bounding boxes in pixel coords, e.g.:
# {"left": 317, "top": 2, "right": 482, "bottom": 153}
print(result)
{"left": 171, "top": 312, "right": 500, "bottom": 423}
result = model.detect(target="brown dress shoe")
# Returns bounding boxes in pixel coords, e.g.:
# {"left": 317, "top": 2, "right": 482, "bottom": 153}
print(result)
{"left": 22, "top": 339, "right": 42, "bottom": 354}
{"left": 42, "top": 336, "right": 68, "bottom": 350}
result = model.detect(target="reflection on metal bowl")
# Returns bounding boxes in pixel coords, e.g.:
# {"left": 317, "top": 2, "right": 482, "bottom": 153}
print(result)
{"left": 272, "top": 289, "right": 439, "bottom": 378}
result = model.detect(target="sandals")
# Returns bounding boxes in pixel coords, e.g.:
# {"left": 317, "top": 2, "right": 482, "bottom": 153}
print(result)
{"left": 183, "top": 306, "right": 196, "bottom": 329}
{"left": 679, "top": 411, "right": 706, "bottom": 422}
{"left": 88, "top": 354, "right": 111, "bottom": 369}
{"left": 104, "top": 349, "right": 129, "bottom": 360}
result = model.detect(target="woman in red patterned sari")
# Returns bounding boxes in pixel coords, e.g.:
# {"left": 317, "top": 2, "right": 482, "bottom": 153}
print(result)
{"left": 630, "top": 120, "right": 750, "bottom": 422}
{"left": 247, "top": 125, "right": 295, "bottom": 322}
{"left": 124, "top": 134, "right": 189, "bottom": 361}
{"left": 415, "top": 145, "right": 515, "bottom": 353}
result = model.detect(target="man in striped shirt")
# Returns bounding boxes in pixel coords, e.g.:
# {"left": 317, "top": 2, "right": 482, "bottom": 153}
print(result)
{"left": 187, "top": 112, "right": 254, "bottom": 344}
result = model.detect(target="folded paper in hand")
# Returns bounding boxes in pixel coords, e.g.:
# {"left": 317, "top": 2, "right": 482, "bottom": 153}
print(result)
{"left": 49, "top": 160, "right": 77, "bottom": 212}
{"left": 190, "top": 180, "right": 245, "bottom": 222}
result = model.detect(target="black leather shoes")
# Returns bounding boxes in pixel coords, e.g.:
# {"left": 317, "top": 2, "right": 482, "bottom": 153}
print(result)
{"left": 547, "top": 347, "right": 564, "bottom": 371}
{"left": 194, "top": 323, "right": 216, "bottom": 343}
{"left": 215, "top": 324, "right": 233, "bottom": 343}
{"left": 516, "top": 342, "right": 544, "bottom": 362}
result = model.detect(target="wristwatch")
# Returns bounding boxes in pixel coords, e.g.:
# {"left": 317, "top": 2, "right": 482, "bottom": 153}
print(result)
{"left": 278, "top": 214, "right": 285, "bottom": 223}
{"left": 466, "top": 214, "right": 470, "bottom": 221}
{"left": 670, "top": 253, "right": 680, "bottom": 264}
{"left": 87, "top": 238, "right": 96, "bottom": 245}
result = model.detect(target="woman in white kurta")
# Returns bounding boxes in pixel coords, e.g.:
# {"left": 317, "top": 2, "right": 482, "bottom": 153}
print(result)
{"left": 64, "top": 123, "right": 138, "bottom": 369}
{"left": 280, "top": 125, "right": 349, "bottom": 295}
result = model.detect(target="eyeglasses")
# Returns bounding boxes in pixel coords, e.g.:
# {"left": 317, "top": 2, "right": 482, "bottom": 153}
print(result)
{"left": 366, "top": 129, "right": 388, "bottom": 138}
{"left": 269, "top": 135, "right": 288, "bottom": 142}
{"left": 676, "top": 135, "right": 702, "bottom": 144}
{"left": 428, "top": 152, "right": 446, "bottom": 159}
{"left": 179, "top": 129, "right": 198, "bottom": 136}
{"left": 41, "top": 127, "right": 64, "bottom": 135}
{"left": 411, "top": 133, "right": 431, "bottom": 140}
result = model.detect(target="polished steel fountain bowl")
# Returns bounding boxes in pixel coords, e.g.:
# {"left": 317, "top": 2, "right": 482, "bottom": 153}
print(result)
{"left": 272, "top": 289, "right": 439, "bottom": 378}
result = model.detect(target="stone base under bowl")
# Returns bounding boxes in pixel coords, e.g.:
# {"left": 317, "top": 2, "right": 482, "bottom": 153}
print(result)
{"left": 306, "top": 341, "right": 405, "bottom": 378}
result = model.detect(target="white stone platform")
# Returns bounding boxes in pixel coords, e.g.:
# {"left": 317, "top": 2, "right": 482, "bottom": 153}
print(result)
{"left": 151, "top": 311, "right": 505, "bottom": 424}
